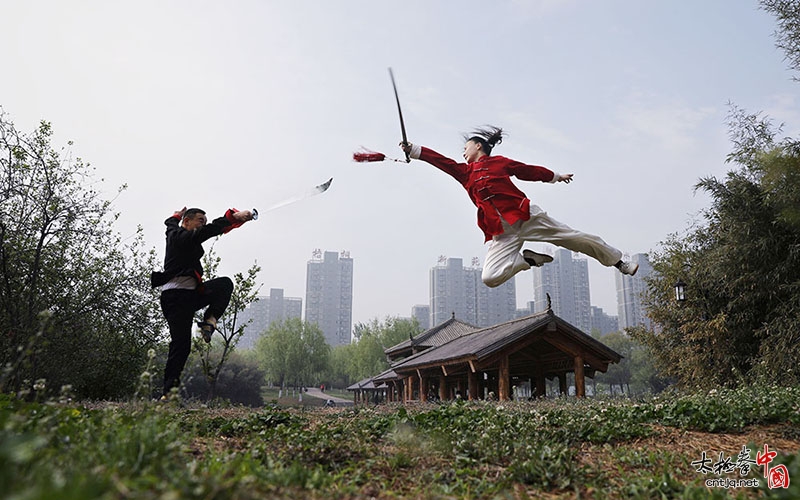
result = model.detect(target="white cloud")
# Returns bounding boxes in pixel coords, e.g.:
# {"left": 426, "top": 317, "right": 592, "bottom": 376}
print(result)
{"left": 613, "top": 95, "right": 718, "bottom": 152}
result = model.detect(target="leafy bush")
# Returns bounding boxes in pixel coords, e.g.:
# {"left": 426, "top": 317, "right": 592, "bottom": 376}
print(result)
{"left": 182, "top": 351, "right": 266, "bottom": 406}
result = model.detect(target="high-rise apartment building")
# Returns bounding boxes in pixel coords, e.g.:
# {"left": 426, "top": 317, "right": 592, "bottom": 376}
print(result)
{"left": 532, "top": 248, "right": 592, "bottom": 332}
{"left": 477, "top": 266, "right": 517, "bottom": 327}
{"left": 590, "top": 305, "right": 619, "bottom": 336}
{"left": 615, "top": 253, "right": 653, "bottom": 330}
{"left": 305, "top": 249, "right": 353, "bottom": 346}
{"left": 411, "top": 304, "right": 431, "bottom": 331}
{"left": 429, "top": 256, "right": 516, "bottom": 328}
{"left": 237, "top": 288, "right": 302, "bottom": 349}
{"left": 430, "top": 257, "right": 469, "bottom": 327}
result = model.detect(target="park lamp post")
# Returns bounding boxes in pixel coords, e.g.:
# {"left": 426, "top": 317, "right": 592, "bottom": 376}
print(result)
{"left": 674, "top": 279, "right": 687, "bottom": 303}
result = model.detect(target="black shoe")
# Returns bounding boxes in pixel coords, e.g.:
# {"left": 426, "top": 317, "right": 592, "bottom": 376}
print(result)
{"left": 197, "top": 320, "right": 216, "bottom": 343}
{"left": 523, "top": 250, "right": 554, "bottom": 267}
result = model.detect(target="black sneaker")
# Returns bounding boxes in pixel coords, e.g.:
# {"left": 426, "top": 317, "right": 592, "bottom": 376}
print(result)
{"left": 197, "top": 320, "right": 216, "bottom": 343}
{"left": 523, "top": 249, "right": 554, "bottom": 267}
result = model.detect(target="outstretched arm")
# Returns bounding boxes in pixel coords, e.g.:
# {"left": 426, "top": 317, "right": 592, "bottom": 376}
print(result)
{"left": 400, "top": 142, "right": 469, "bottom": 185}
{"left": 508, "top": 159, "right": 573, "bottom": 184}
{"left": 219, "top": 208, "right": 255, "bottom": 234}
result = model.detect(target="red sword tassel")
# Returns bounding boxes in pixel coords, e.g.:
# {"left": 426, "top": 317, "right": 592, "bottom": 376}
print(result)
{"left": 352, "top": 149, "right": 386, "bottom": 162}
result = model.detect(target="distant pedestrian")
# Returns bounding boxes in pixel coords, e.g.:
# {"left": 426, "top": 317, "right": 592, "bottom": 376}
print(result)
{"left": 401, "top": 126, "right": 638, "bottom": 287}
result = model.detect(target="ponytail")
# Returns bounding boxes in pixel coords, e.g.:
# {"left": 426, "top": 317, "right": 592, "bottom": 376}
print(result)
{"left": 464, "top": 125, "right": 504, "bottom": 155}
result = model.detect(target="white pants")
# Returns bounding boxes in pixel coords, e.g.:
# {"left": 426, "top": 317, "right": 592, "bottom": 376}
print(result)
{"left": 481, "top": 204, "right": 623, "bottom": 288}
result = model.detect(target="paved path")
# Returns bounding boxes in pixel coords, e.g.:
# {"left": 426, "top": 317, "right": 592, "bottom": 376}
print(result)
{"left": 304, "top": 387, "right": 353, "bottom": 405}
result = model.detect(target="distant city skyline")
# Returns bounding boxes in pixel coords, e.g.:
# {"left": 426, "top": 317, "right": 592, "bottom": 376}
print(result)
{"left": 240, "top": 250, "right": 627, "bottom": 346}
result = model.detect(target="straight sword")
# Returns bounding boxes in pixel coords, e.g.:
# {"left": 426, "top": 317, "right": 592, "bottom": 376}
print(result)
{"left": 388, "top": 68, "right": 410, "bottom": 163}
{"left": 253, "top": 177, "right": 333, "bottom": 218}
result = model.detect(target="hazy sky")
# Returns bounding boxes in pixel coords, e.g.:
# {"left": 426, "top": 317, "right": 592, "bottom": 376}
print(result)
{"left": 2, "top": 1, "right": 797, "bottom": 325}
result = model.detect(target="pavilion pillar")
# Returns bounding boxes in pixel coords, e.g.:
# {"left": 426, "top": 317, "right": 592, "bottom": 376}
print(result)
{"left": 498, "top": 355, "right": 510, "bottom": 401}
{"left": 420, "top": 373, "right": 428, "bottom": 402}
{"left": 534, "top": 365, "right": 545, "bottom": 399}
{"left": 558, "top": 373, "right": 567, "bottom": 396}
{"left": 574, "top": 355, "right": 586, "bottom": 398}
{"left": 438, "top": 373, "right": 447, "bottom": 401}
{"left": 468, "top": 370, "right": 478, "bottom": 400}
{"left": 535, "top": 375, "right": 546, "bottom": 398}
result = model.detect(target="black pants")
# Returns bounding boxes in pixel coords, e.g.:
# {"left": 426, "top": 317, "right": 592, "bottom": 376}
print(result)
{"left": 159, "top": 277, "right": 233, "bottom": 395}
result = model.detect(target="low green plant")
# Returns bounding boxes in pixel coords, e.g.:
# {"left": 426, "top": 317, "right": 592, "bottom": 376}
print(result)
{"left": 1, "top": 385, "right": 799, "bottom": 499}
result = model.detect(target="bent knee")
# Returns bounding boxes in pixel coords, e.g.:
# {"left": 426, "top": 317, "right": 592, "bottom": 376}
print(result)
{"left": 219, "top": 276, "right": 234, "bottom": 291}
{"left": 482, "top": 275, "right": 505, "bottom": 288}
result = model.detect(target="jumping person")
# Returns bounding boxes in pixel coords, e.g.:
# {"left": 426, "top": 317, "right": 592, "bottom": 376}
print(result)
{"left": 400, "top": 126, "right": 638, "bottom": 288}
{"left": 151, "top": 206, "right": 254, "bottom": 398}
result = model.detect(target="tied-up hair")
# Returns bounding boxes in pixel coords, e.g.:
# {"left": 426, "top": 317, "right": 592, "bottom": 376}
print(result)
{"left": 464, "top": 125, "right": 504, "bottom": 155}
{"left": 184, "top": 208, "right": 206, "bottom": 220}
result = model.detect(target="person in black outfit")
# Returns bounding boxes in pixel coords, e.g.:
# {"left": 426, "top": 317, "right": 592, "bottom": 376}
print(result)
{"left": 151, "top": 206, "right": 254, "bottom": 398}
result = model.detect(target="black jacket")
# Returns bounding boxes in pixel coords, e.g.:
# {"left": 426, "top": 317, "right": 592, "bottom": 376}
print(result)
{"left": 150, "top": 213, "right": 233, "bottom": 288}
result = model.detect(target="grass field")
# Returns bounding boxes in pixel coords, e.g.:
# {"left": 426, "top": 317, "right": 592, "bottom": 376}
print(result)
{"left": 2, "top": 385, "right": 799, "bottom": 499}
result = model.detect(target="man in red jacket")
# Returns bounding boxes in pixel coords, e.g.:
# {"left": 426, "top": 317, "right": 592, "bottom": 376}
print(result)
{"left": 151, "top": 206, "right": 254, "bottom": 398}
{"left": 401, "top": 126, "right": 638, "bottom": 288}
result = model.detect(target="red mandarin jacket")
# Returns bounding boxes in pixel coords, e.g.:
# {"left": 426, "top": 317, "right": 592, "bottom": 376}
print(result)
{"left": 418, "top": 146, "right": 556, "bottom": 242}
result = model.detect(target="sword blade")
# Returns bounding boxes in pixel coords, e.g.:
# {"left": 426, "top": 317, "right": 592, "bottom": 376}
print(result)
{"left": 388, "top": 68, "right": 410, "bottom": 163}
{"left": 259, "top": 177, "right": 333, "bottom": 214}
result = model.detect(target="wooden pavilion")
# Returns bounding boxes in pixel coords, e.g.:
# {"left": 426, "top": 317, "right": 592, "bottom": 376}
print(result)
{"left": 348, "top": 310, "right": 622, "bottom": 403}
